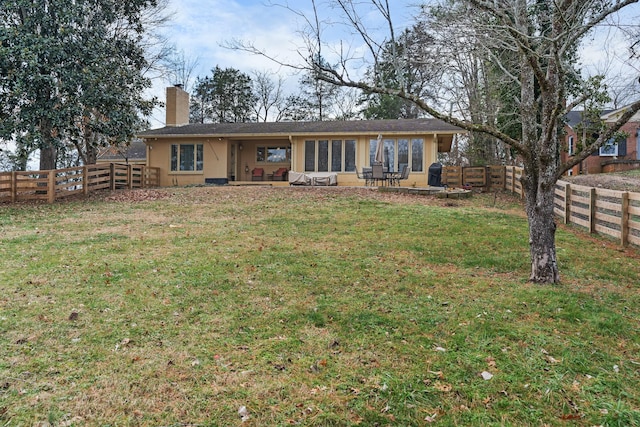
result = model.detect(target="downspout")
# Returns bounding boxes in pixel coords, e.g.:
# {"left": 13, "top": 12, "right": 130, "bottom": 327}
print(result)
{"left": 289, "top": 135, "right": 294, "bottom": 172}
{"left": 433, "top": 133, "right": 439, "bottom": 163}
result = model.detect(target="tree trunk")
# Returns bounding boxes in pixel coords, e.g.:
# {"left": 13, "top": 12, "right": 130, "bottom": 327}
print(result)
{"left": 38, "top": 117, "right": 57, "bottom": 171}
{"left": 85, "top": 146, "right": 98, "bottom": 165}
{"left": 522, "top": 166, "right": 561, "bottom": 284}
{"left": 39, "top": 144, "right": 57, "bottom": 171}
{"left": 516, "top": 0, "right": 561, "bottom": 285}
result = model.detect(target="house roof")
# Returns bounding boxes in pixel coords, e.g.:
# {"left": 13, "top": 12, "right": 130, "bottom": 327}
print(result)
{"left": 565, "top": 111, "right": 584, "bottom": 129}
{"left": 601, "top": 102, "right": 640, "bottom": 123}
{"left": 566, "top": 109, "right": 615, "bottom": 129}
{"left": 138, "top": 118, "right": 464, "bottom": 139}
{"left": 97, "top": 139, "right": 147, "bottom": 161}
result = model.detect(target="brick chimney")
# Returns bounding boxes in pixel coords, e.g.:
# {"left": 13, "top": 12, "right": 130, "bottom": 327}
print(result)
{"left": 166, "top": 85, "right": 189, "bottom": 127}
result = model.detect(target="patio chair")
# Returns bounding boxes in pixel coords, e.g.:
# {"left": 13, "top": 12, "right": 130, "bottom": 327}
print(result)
{"left": 272, "top": 167, "right": 288, "bottom": 181}
{"left": 399, "top": 165, "right": 410, "bottom": 182}
{"left": 362, "top": 167, "right": 373, "bottom": 186}
{"left": 356, "top": 168, "right": 373, "bottom": 186}
{"left": 371, "top": 164, "right": 386, "bottom": 186}
{"left": 252, "top": 167, "right": 264, "bottom": 181}
{"left": 390, "top": 165, "right": 410, "bottom": 186}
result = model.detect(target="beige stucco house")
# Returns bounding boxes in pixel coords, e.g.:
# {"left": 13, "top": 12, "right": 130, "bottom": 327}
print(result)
{"left": 138, "top": 86, "right": 464, "bottom": 187}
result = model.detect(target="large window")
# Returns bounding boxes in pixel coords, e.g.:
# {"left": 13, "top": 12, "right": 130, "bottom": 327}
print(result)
{"left": 369, "top": 138, "right": 424, "bottom": 172}
{"left": 599, "top": 137, "right": 628, "bottom": 157}
{"left": 257, "top": 146, "right": 291, "bottom": 163}
{"left": 411, "top": 139, "right": 424, "bottom": 172}
{"left": 305, "top": 139, "right": 356, "bottom": 172}
{"left": 318, "top": 140, "right": 329, "bottom": 171}
{"left": 568, "top": 135, "right": 575, "bottom": 156}
{"left": 305, "top": 140, "right": 315, "bottom": 171}
{"left": 171, "top": 144, "right": 203, "bottom": 172}
{"left": 331, "top": 140, "right": 342, "bottom": 172}
{"left": 398, "top": 139, "right": 409, "bottom": 172}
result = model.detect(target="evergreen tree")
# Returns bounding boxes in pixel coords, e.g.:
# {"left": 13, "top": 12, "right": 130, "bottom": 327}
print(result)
{"left": 296, "top": 55, "right": 341, "bottom": 121}
{"left": 190, "top": 66, "right": 256, "bottom": 123}
{"left": 0, "top": 0, "right": 159, "bottom": 170}
{"left": 360, "top": 27, "right": 442, "bottom": 120}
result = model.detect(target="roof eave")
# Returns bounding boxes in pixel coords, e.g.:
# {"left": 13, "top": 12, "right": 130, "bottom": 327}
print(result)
{"left": 139, "top": 130, "right": 465, "bottom": 140}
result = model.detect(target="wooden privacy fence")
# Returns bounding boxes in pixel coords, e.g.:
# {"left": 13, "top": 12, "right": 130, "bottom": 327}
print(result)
{"left": 554, "top": 181, "right": 640, "bottom": 247}
{"left": 442, "top": 165, "right": 523, "bottom": 195}
{"left": 444, "top": 165, "right": 639, "bottom": 247}
{"left": 0, "top": 163, "right": 160, "bottom": 204}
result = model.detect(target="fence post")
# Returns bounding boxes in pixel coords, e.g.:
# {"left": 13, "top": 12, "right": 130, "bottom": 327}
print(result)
{"left": 621, "top": 192, "right": 629, "bottom": 247}
{"left": 504, "top": 166, "right": 510, "bottom": 192}
{"left": 141, "top": 166, "right": 147, "bottom": 188}
{"left": 483, "top": 166, "right": 489, "bottom": 191}
{"left": 127, "top": 164, "right": 133, "bottom": 190}
{"left": 589, "top": 188, "right": 596, "bottom": 234}
{"left": 48, "top": 170, "right": 56, "bottom": 203}
{"left": 10, "top": 171, "right": 16, "bottom": 203}
{"left": 110, "top": 163, "right": 116, "bottom": 191}
{"left": 511, "top": 168, "right": 516, "bottom": 194}
{"left": 83, "top": 166, "right": 89, "bottom": 196}
{"left": 564, "top": 183, "right": 571, "bottom": 224}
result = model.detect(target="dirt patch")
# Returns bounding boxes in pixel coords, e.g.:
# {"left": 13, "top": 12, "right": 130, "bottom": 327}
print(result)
{"left": 83, "top": 185, "right": 516, "bottom": 211}
{"left": 564, "top": 173, "right": 640, "bottom": 193}
{"left": 97, "top": 189, "right": 172, "bottom": 203}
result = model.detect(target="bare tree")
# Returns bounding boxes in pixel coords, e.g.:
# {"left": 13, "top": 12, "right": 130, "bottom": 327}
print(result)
{"left": 334, "top": 87, "right": 362, "bottom": 120}
{"left": 161, "top": 49, "right": 200, "bottom": 93}
{"left": 317, "top": 0, "right": 640, "bottom": 283}
{"left": 236, "top": 0, "right": 640, "bottom": 283}
{"left": 252, "top": 70, "right": 288, "bottom": 122}
{"left": 426, "top": 6, "right": 514, "bottom": 166}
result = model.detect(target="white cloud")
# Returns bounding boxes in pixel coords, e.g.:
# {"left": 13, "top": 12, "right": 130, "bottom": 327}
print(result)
{"left": 164, "top": 0, "right": 309, "bottom": 74}
{"left": 147, "top": 0, "right": 316, "bottom": 126}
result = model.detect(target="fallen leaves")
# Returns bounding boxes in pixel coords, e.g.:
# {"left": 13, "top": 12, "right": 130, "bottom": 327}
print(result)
{"left": 480, "top": 371, "right": 494, "bottom": 380}
{"left": 238, "top": 405, "right": 250, "bottom": 422}
{"left": 114, "top": 338, "right": 132, "bottom": 352}
{"left": 485, "top": 356, "right": 496, "bottom": 368}
{"left": 559, "top": 413, "right": 582, "bottom": 421}
{"left": 541, "top": 348, "right": 561, "bottom": 364}
{"left": 434, "top": 381, "right": 453, "bottom": 392}
{"left": 102, "top": 189, "right": 171, "bottom": 203}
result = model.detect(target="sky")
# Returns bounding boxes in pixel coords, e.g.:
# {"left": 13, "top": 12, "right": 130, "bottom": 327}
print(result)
{"left": 161, "top": 0, "right": 416, "bottom": 76}
{"left": 146, "top": 0, "right": 418, "bottom": 127}
{"left": 6, "top": 0, "right": 640, "bottom": 167}
{"left": 146, "top": 0, "right": 640, "bottom": 127}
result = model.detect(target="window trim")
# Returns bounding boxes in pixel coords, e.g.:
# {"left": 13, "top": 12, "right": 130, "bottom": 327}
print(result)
{"left": 304, "top": 139, "right": 356, "bottom": 172}
{"left": 170, "top": 143, "right": 204, "bottom": 173}
{"left": 256, "top": 146, "right": 291, "bottom": 164}
{"left": 369, "top": 137, "right": 424, "bottom": 172}
{"left": 568, "top": 135, "right": 574, "bottom": 156}
{"left": 599, "top": 139, "right": 618, "bottom": 157}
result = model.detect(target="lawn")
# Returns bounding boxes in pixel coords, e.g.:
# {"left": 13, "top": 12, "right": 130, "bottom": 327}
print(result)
{"left": 1, "top": 186, "right": 639, "bottom": 426}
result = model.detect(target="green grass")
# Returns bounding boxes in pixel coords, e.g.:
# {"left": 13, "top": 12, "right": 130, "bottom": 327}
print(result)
{"left": 620, "top": 168, "right": 640, "bottom": 177}
{"left": 1, "top": 187, "right": 639, "bottom": 426}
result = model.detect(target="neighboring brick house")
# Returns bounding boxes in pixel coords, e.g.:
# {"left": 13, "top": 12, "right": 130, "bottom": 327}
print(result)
{"left": 563, "top": 106, "right": 640, "bottom": 175}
